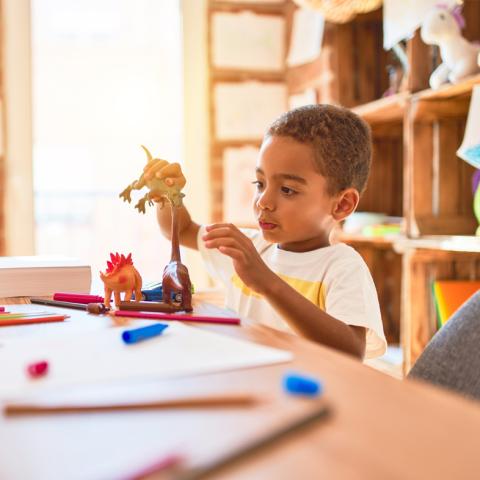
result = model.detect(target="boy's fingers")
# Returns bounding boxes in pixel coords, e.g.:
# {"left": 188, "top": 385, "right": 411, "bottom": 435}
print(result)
{"left": 218, "top": 246, "right": 243, "bottom": 260}
{"left": 205, "top": 223, "right": 239, "bottom": 232}
{"left": 156, "top": 162, "right": 183, "bottom": 180}
{"left": 203, "top": 227, "right": 249, "bottom": 245}
{"left": 144, "top": 159, "right": 169, "bottom": 179}
{"left": 204, "top": 237, "right": 240, "bottom": 249}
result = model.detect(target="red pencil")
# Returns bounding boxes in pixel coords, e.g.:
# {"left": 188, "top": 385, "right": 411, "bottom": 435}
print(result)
{"left": 0, "top": 315, "right": 67, "bottom": 327}
{"left": 114, "top": 310, "right": 241, "bottom": 325}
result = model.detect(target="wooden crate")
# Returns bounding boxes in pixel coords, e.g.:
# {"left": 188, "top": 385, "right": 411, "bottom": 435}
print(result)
{"left": 360, "top": 123, "right": 404, "bottom": 216}
{"left": 402, "top": 249, "right": 480, "bottom": 373}
{"left": 286, "top": 9, "right": 391, "bottom": 107}
{"left": 351, "top": 241, "right": 402, "bottom": 345}
{"left": 405, "top": 92, "right": 477, "bottom": 236}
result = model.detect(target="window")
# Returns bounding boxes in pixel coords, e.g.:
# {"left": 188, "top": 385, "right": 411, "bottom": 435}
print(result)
{"left": 31, "top": 0, "right": 183, "bottom": 291}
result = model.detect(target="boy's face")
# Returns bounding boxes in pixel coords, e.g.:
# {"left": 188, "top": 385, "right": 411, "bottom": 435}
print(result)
{"left": 253, "top": 135, "right": 339, "bottom": 252}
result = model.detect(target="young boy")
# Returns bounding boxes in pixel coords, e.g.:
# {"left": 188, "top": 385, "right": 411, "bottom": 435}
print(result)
{"left": 148, "top": 104, "right": 386, "bottom": 360}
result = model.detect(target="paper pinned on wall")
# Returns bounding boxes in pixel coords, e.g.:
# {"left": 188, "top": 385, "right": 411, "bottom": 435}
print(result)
{"left": 0, "top": 322, "right": 292, "bottom": 398}
{"left": 383, "top": 0, "right": 457, "bottom": 50}
{"left": 223, "top": 146, "right": 259, "bottom": 225}
{"left": 214, "top": 82, "right": 286, "bottom": 140}
{"left": 212, "top": 11, "right": 285, "bottom": 71}
{"left": 286, "top": 8, "right": 324, "bottom": 67}
{"left": 457, "top": 85, "right": 480, "bottom": 169}
{"left": 288, "top": 89, "right": 317, "bottom": 110}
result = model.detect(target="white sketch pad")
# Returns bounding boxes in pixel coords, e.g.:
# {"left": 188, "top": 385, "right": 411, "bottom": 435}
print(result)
{"left": 0, "top": 322, "right": 292, "bottom": 398}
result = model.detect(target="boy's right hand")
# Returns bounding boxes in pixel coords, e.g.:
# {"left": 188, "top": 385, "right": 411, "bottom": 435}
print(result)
{"left": 143, "top": 159, "right": 187, "bottom": 203}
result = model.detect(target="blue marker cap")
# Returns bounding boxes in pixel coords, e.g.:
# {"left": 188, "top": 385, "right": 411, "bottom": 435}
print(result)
{"left": 283, "top": 372, "right": 323, "bottom": 397}
{"left": 122, "top": 323, "right": 169, "bottom": 344}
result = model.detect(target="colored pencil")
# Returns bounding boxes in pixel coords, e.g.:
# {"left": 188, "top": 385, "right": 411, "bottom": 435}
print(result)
{"left": 30, "top": 298, "right": 89, "bottom": 310}
{"left": 0, "top": 315, "right": 67, "bottom": 327}
{"left": 4, "top": 393, "right": 259, "bottom": 415}
{"left": 0, "top": 311, "right": 55, "bottom": 319}
{"left": 114, "top": 310, "right": 241, "bottom": 325}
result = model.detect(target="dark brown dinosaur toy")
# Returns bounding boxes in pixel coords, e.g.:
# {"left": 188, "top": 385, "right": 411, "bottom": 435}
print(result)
{"left": 161, "top": 204, "right": 193, "bottom": 312}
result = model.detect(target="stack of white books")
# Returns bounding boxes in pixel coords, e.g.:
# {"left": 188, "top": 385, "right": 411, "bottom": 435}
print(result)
{"left": 0, "top": 256, "right": 91, "bottom": 298}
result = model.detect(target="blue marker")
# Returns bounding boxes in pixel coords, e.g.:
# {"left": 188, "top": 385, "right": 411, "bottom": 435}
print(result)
{"left": 121, "top": 323, "right": 169, "bottom": 344}
{"left": 283, "top": 372, "right": 323, "bottom": 397}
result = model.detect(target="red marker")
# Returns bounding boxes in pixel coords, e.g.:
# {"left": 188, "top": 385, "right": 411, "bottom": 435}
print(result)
{"left": 53, "top": 293, "right": 105, "bottom": 304}
{"left": 27, "top": 360, "right": 49, "bottom": 378}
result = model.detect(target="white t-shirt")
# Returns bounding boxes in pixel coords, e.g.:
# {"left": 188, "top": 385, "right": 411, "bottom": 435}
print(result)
{"left": 197, "top": 226, "right": 387, "bottom": 359}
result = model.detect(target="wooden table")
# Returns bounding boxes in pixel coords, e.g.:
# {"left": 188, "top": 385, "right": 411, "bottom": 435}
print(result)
{"left": 1, "top": 295, "right": 480, "bottom": 480}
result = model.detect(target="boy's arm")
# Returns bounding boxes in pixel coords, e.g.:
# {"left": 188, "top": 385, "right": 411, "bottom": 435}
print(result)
{"left": 156, "top": 202, "right": 200, "bottom": 251}
{"left": 202, "top": 223, "right": 366, "bottom": 359}
{"left": 260, "top": 278, "right": 366, "bottom": 359}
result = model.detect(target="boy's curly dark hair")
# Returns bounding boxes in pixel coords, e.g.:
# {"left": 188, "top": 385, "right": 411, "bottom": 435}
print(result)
{"left": 266, "top": 104, "right": 372, "bottom": 195}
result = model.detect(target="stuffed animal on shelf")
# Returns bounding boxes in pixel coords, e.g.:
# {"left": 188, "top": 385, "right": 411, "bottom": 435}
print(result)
{"left": 420, "top": 4, "right": 480, "bottom": 90}
{"left": 100, "top": 253, "right": 142, "bottom": 309}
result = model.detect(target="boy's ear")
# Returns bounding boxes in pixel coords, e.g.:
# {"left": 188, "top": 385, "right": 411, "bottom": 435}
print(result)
{"left": 332, "top": 188, "right": 359, "bottom": 221}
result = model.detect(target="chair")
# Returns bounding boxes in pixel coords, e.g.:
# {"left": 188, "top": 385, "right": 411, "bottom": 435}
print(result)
{"left": 408, "top": 290, "right": 480, "bottom": 401}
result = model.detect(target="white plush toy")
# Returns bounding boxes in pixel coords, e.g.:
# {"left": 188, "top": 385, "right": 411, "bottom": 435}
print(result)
{"left": 420, "top": 4, "right": 480, "bottom": 90}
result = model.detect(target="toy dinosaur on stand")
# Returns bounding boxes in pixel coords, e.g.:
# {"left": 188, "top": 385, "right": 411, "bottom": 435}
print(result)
{"left": 119, "top": 145, "right": 184, "bottom": 213}
{"left": 117, "top": 145, "right": 193, "bottom": 312}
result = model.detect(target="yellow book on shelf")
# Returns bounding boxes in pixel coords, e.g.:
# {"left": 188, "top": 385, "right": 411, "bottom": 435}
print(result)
{"left": 433, "top": 280, "right": 480, "bottom": 327}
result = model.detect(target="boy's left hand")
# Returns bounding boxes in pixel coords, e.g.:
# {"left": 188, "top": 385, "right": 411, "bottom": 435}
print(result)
{"left": 202, "top": 224, "right": 273, "bottom": 295}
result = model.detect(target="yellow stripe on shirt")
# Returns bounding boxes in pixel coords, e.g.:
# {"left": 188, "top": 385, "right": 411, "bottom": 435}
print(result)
{"left": 231, "top": 273, "right": 326, "bottom": 310}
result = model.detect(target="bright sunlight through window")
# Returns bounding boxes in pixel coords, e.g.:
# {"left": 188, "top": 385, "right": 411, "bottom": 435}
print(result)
{"left": 31, "top": 0, "right": 183, "bottom": 292}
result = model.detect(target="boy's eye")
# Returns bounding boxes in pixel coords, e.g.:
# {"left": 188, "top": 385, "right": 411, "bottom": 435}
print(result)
{"left": 252, "top": 180, "right": 264, "bottom": 190}
{"left": 281, "top": 186, "right": 297, "bottom": 196}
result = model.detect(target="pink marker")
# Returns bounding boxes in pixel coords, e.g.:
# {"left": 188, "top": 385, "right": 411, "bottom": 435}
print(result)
{"left": 0, "top": 307, "right": 5, "bottom": 312}
{"left": 26, "top": 360, "right": 49, "bottom": 378}
{"left": 53, "top": 292, "right": 105, "bottom": 304}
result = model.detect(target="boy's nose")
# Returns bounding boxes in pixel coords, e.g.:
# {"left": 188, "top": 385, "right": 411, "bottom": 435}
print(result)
{"left": 256, "top": 191, "right": 275, "bottom": 211}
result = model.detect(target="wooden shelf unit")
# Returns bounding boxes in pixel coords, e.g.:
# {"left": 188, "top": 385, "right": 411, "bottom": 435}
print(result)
{"left": 207, "top": 1, "right": 480, "bottom": 372}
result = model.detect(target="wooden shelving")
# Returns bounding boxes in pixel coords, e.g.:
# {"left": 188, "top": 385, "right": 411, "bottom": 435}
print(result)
{"left": 352, "top": 92, "right": 408, "bottom": 126}
{"left": 394, "top": 235, "right": 480, "bottom": 254}
{"left": 415, "top": 73, "right": 480, "bottom": 101}
{"left": 207, "top": 0, "right": 480, "bottom": 373}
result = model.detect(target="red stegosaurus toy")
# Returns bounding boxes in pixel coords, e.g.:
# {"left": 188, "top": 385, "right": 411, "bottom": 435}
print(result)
{"left": 100, "top": 252, "right": 142, "bottom": 309}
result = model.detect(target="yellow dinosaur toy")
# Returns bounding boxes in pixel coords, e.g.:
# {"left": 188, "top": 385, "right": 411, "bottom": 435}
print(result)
{"left": 119, "top": 145, "right": 185, "bottom": 213}
{"left": 100, "top": 252, "right": 142, "bottom": 309}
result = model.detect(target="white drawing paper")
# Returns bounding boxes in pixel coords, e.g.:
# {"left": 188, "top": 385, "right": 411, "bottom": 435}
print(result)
{"left": 215, "top": 81, "right": 287, "bottom": 140}
{"left": 212, "top": 11, "right": 285, "bottom": 71}
{"left": 223, "top": 146, "right": 259, "bottom": 224}
{"left": 0, "top": 321, "right": 292, "bottom": 398}
{"left": 288, "top": 88, "right": 317, "bottom": 110}
{"left": 286, "top": 8, "right": 324, "bottom": 67}
{"left": 457, "top": 85, "right": 480, "bottom": 168}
